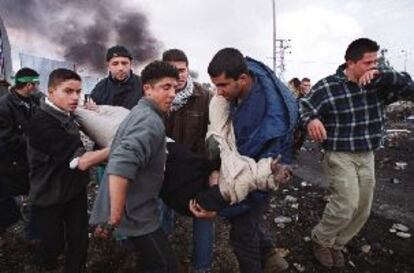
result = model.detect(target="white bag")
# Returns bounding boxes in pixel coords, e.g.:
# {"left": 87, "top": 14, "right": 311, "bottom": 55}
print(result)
{"left": 74, "top": 105, "right": 130, "bottom": 147}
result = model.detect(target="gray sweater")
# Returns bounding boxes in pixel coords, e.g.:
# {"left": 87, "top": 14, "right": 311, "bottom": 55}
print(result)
{"left": 90, "top": 98, "right": 166, "bottom": 237}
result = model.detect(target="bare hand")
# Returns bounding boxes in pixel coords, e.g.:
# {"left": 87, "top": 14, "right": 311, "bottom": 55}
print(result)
{"left": 77, "top": 148, "right": 110, "bottom": 171}
{"left": 359, "top": 69, "right": 379, "bottom": 86}
{"left": 77, "top": 151, "right": 95, "bottom": 171}
{"left": 307, "top": 118, "right": 327, "bottom": 143}
{"left": 109, "top": 213, "right": 122, "bottom": 227}
{"left": 189, "top": 199, "right": 217, "bottom": 219}
{"left": 84, "top": 99, "right": 98, "bottom": 110}
{"left": 271, "top": 155, "right": 292, "bottom": 185}
{"left": 208, "top": 170, "right": 220, "bottom": 187}
{"left": 93, "top": 224, "right": 114, "bottom": 239}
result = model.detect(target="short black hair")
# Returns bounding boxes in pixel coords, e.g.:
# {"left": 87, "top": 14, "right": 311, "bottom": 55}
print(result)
{"left": 141, "top": 61, "right": 179, "bottom": 85}
{"left": 162, "top": 49, "right": 189, "bottom": 66}
{"left": 48, "top": 68, "right": 81, "bottom": 89}
{"left": 15, "top": 67, "right": 39, "bottom": 89}
{"left": 301, "top": 77, "right": 310, "bottom": 83}
{"left": 345, "top": 38, "right": 380, "bottom": 62}
{"left": 106, "top": 45, "right": 133, "bottom": 62}
{"left": 207, "top": 48, "right": 249, "bottom": 80}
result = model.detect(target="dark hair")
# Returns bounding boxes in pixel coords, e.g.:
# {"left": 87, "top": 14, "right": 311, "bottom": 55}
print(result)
{"left": 301, "top": 77, "right": 310, "bottom": 83}
{"left": 288, "top": 77, "right": 301, "bottom": 88}
{"left": 141, "top": 61, "right": 179, "bottom": 85}
{"left": 208, "top": 48, "right": 248, "bottom": 80}
{"left": 15, "top": 67, "right": 39, "bottom": 89}
{"left": 345, "top": 38, "right": 380, "bottom": 62}
{"left": 162, "top": 49, "right": 188, "bottom": 66}
{"left": 106, "top": 45, "right": 133, "bottom": 61}
{"left": 48, "top": 68, "right": 81, "bottom": 89}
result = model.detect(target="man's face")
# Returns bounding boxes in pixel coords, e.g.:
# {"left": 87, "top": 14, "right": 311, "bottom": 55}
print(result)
{"left": 107, "top": 56, "right": 132, "bottom": 81}
{"left": 167, "top": 61, "right": 189, "bottom": 91}
{"left": 48, "top": 80, "right": 82, "bottom": 112}
{"left": 300, "top": 81, "right": 311, "bottom": 95}
{"left": 347, "top": 52, "right": 378, "bottom": 80}
{"left": 210, "top": 73, "right": 242, "bottom": 101}
{"left": 26, "top": 82, "right": 39, "bottom": 93}
{"left": 144, "top": 77, "right": 177, "bottom": 112}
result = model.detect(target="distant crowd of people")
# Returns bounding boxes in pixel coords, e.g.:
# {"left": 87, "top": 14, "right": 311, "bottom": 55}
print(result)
{"left": 1, "top": 37, "right": 414, "bottom": 273}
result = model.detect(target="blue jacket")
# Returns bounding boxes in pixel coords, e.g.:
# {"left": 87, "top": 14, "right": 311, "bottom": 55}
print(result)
{"left": 220, "top": 57, "right": 298, "bottom": 218}
{"left": 230, "top": 57, "right": 298, "bottom": 163}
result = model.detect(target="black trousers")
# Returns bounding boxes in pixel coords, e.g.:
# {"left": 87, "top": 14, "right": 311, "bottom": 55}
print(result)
{"left": 0, "top": 176, "right": 21, "bottom": 234}
{"left": 124, "top": 228, "right": 178, "bottom": 273}
{"left": 33, "top": 191, "right": 88, "bottom": 273}
{"left": 0, "top": 196, "right": 19, "bottom": 234}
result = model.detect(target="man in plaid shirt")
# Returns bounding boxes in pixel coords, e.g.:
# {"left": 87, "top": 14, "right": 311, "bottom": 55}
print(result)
{"left": 299, "top": 38, "right": 414, "bottom": 268}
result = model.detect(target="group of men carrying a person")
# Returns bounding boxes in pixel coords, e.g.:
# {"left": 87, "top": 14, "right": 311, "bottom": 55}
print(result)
{"left": 1, "top": 37, "right": 413, "bottom": 273}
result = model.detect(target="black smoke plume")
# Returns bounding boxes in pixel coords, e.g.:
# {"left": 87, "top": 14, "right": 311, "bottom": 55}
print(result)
{"left": 0, "top": 0, "right": 161, "bottom": 72}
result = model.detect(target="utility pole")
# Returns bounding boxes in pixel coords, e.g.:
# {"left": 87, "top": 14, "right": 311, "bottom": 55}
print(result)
{"left": 379, "top": 48, "right": 390, "bottom": 67}
{"left": 271, "top": 0, "right": 291, "bottom": 79}
{"left": 275, "top": 39, "right": 291, "bottom": 80}
{"left": 272, "top": 0, "right": 277, "bottom": 74}
{"left": 401, "top": 49, "right": 409, "bottom": 72}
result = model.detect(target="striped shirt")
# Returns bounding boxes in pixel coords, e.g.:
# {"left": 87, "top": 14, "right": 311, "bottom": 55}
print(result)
{"left": 299, "top": 64, "right": 414, "bottom": 152}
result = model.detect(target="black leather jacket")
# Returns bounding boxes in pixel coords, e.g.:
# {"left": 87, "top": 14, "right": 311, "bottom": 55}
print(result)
{"left": 0, "top": 89, "right": 43, "bottom": 171}
{"left": 90, "top": 73, "right": 143, "bottom": 110}
{"left": 0, "top": 89, "right": 43, "bottom": 195}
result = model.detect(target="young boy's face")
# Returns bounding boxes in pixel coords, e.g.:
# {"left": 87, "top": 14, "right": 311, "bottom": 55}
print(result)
{"left": 49, "top": 79, "right": 82, "bottom": 112}
{"left": 143, "top": 77, "right": 177, "bottom": 112}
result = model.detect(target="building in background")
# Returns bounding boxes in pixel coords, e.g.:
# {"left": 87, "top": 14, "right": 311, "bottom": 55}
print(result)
{"left": 0, "top": 15, "right": 12, "bottom": 97}
{"left": 19, "top": 53, "right": 100, "bottom": 95}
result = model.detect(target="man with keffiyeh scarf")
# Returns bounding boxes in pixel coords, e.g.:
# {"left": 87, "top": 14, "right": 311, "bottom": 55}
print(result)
{"left": 162, "top": 49, "right": 214, "bottom": 273}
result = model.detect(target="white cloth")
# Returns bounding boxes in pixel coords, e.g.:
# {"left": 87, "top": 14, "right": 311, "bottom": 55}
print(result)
{"left": 207, "top": 95, "right": 277, "bottom": 204}
{"left": 74, "top": 105, "right": 130, "bottom": 147}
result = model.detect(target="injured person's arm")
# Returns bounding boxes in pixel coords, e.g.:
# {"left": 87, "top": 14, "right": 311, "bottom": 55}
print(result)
{"left": 191, "top": 158, "right": 292, "bottom": 214}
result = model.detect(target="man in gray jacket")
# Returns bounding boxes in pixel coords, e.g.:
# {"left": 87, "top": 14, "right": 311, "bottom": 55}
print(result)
{"left": 90, "top": 61, "right": 179, "bottom": 273}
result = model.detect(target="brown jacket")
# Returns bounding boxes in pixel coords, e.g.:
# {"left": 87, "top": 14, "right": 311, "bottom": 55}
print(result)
{"left": 165, "top": 83, "right": 211, "bottom": 157}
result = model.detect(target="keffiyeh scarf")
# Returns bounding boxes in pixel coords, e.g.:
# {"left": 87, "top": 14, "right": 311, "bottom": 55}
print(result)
{"left": 170, "top": 76, "right": 194, "bottom": 112}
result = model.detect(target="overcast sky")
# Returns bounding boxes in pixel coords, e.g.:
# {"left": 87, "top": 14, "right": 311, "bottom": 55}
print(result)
{"left": 7, "top": 0, "right": 414, "bottom": 85}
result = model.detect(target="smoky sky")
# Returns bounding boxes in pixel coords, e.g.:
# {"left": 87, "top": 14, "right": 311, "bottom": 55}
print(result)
{"left": 0, "top": 0, "right": 161, "bottom": 72}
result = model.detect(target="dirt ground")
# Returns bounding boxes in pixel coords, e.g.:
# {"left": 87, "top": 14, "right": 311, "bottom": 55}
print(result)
{"left": 1, "top": 115, "right": 413, "bottom": 273}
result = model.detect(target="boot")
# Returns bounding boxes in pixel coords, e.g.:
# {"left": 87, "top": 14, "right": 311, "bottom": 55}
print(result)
{"left": 263, "top": 250, "right": 289, "bottom": 273}
{"left": 312, "top": 241, "right": 333, "bottom": 268}
{"left": 331, "top": 248, "right": 345, "bottom": 268}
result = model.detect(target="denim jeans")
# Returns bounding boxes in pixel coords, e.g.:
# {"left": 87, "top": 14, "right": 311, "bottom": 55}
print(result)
{"left": 159, "top": 200, "right": 214, "bottom": 272}
{"left": 192, "top": 218, "right": 214, "bottom": 271}
{"left": 159, "top": 200, "right": 175, "bottom": 236}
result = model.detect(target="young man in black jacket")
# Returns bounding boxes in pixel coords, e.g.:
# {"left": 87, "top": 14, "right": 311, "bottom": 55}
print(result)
{"left": 0, "top": 67, "right": 42, "bottom": 245}
{"left": 90, "top": 45, "right": 143, "bottom": 109}
{"left": 27, "top": 69, "right": 109, "bottom": 273}
{"left": 88, "top": 45, "right": 143, "bottom": 185}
